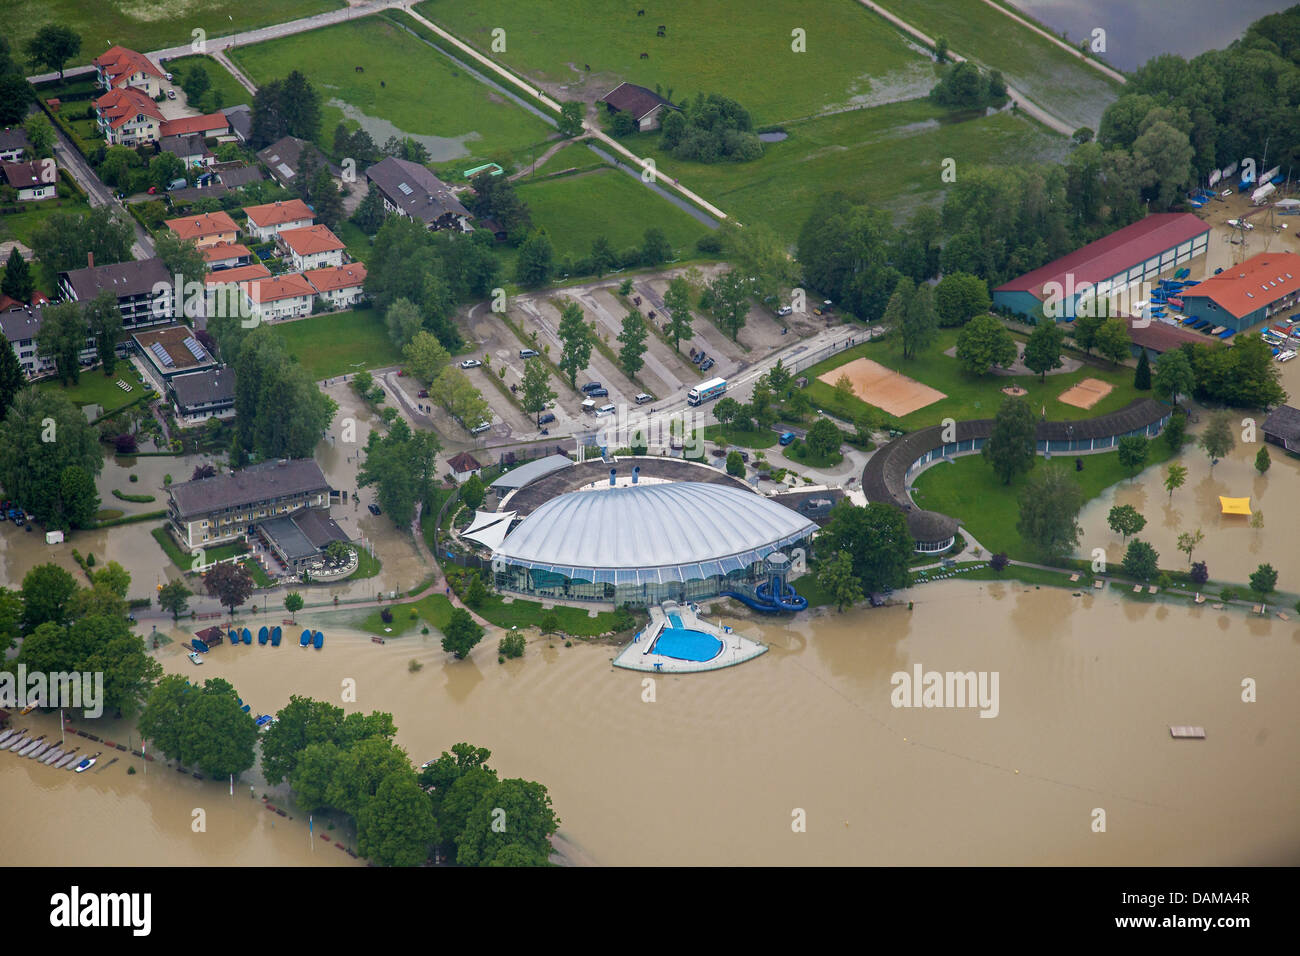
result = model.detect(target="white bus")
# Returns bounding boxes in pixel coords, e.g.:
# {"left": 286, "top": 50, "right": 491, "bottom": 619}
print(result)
{"left": 687, "top": 377, "right": 727, "bottom": 406}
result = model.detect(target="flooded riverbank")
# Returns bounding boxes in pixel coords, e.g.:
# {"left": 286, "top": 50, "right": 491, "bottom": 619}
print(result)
{"left": 3, "top": 582, "right": 1296, "bottom": 865}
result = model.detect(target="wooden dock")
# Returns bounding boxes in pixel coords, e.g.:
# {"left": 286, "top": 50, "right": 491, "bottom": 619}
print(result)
{"left": 1170, "top": 726, "right": 1206, "bottom": 739}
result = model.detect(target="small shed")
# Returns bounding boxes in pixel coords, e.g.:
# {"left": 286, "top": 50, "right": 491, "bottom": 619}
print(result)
{"left": 447, "top": 451, "right": 484, "bottom": 484}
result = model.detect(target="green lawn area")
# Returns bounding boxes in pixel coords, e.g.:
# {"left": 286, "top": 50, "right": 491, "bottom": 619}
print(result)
{"left": 7, "top": 0, "right": 344, "bottom": 67}
{"left": 37, "top": 366, "right": 151, "bottom": 411}
{"left": 357, "top": 593, "right": 455, "bottom": 638}
{"left": 151, "top": 526, "right": 192, "bottom": 572}
{"left": 0, "top": 195, "right": 93, "bottom": 250}
{"left": 163, "top": 54, "right": 251, "bottom": 110}
{"left": 634, "top": 98, "right": 1067, "bottom": 238}
{"left": 242, "top": 558, "right": 274, "bottom": 589}
{"left": 269, "top": 310, "right": 403, "bottom": 379}
{"left": 473, "top": 595, "right": 636, "bottom": 637}
{"left": 7, "top": 0, "right": 343, "bottom": 66}
{"left": 417, "top": 0, "right": 932, "bottom": 125}
{"left": 230, "top": 15, "right": 554, "bottom": 166}
{"left": 348, "top": 548, "right": 382, "bottom": 580}
{"left": 873, "top": 0, "right": 1122, "bottom": 130}
{"left": 527, "top": 142, "right": 606, "bottom": 178}
{"left": 517, "top": 166, "right": 711, "bottom": 261}
{"left": 802, "top": 327, "right": 1146, "bottom": 431}
{"left": 704, "top": 423, "right": 778, "bottom": 449}
{"left": 909, "top": 443, "right": 1177, "bottom": 559}
{"left": 334, "top": 220, "right": 374, "bottom": 265}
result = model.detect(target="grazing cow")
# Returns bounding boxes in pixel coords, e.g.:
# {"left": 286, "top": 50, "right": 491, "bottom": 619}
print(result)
{"left": 637, "top": 8, "right": 645, "bottom": 15}
{"left": 584, "top": 64, "right": 591, "bottom": 71}
{"left": 640, "top": 52, "right": 648, "bottom": 59}
{"left": 380, "top": 80, "right": 386, "bottom": 87}
{"left": 355, "top": 66, "right": 364, "bottom": 72}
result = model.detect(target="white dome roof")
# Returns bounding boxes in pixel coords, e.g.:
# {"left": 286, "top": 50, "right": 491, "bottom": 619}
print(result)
{"left": 493, "top": 481, "right": 817, "bottom": 582}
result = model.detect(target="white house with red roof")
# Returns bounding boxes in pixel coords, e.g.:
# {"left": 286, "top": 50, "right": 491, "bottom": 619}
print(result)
{"left": 278, "top": 224, "right": 345, "bottom": 271}
{"left": 93, "top": 46, "right": 165, "bottom": 98}
{"left": 245, "top": 274, "right": 316, "bottom": 321}
{"left": 304, "top": 263, "right": 367, "bottom": 310}
{"left": 94, "top": 87, "right": 163, "bottom": 147}
{"left": 243, "top": 199, "right": 315, "bottom": 241}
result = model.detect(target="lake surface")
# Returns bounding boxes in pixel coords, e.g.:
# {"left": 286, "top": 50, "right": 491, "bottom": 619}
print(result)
{"left": 3, "top": 583, "right": 1296, "bottom": 865}
{"left": 1010, "top": 0, "right": 1294, "bottom": 71}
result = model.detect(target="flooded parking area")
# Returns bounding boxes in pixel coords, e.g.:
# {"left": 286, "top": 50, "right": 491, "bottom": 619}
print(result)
{"left": 3, "top": 581, "right": 1295, "bottom": 865}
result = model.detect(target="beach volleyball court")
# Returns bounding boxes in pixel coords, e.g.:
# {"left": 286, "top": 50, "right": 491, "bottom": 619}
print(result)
{"left": 1058, "top": 377, "right": 1113, "bottom": 409}
{"left": 819, "top": 358, "right": 945, "bottom": 417}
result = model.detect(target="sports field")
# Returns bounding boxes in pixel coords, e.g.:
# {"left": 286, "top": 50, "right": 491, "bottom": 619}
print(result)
{"left": 417, "top": 0, "right": 932, "bottom": 125}
{"left": 820, "top": 358, "right": 946, "bottom": 416}
{"left": 230, "top": 16, "right": 554, "bottom": 165}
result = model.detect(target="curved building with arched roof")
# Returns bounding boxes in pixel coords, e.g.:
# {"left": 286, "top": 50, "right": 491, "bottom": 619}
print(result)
{"left": 492, "top": 480, "right": 817, "bottom": 606}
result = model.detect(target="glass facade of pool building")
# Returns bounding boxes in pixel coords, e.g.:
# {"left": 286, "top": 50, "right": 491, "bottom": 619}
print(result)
{"left": 490, "top": 482, "right": 818, "bottom": 607}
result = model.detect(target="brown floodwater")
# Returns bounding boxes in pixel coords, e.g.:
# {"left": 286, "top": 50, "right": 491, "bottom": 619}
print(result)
{"left": 3, "top": 582, "right": 1296, "bottom": 865}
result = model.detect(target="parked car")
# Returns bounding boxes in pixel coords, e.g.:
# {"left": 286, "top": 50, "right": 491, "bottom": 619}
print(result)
{"left": 779, "top": 431, "right": 797, "bottom": 446}
{"left": 581, "top": 381, "right": 603, "bottom": 393}
{"left": 147, "top": 186, "right": 157, "bottom": 194}
{"left": 700, "top": 358, "right": 716, "bottom": 372}
{"left": 459, "top": 359, "right": 482, "bottom": 369}
{"left": 634, "top": 393, "right": 652, "bottom": 405}
{"left": 538, "top": 412, "right": 556, "bottom": 426}
{"left": 163, "top": 71, "right": 174, "bottom": 81}
{"left": 417, "top": 389, "right": 428, "bottom": 398}
{"left": 367, "top": 503, "right": 381, "bottom": 516}
{"left": 692, "top": 352, "right": 706, "bottom": 365}
{"left": 470, "top": 421, "right": 492, "bottom": 434}
{"left": 595, "top": 403, "right": 616, "bottom": 417}
{"left": 586, "top": 387, "right": 609, "bottom": 397}
{"left": 519, "top": 348, "right": 539, "bottom": 359}
{"left": 166, "top": 89, "right": 177, "bottom": 100}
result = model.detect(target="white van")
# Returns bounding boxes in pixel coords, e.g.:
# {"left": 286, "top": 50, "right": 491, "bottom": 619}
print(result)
{"left": 634, "top": 393, "right": 652, "bottom": 405}
{"left": 595, "top": 403, "right": 616, "bottom": 417}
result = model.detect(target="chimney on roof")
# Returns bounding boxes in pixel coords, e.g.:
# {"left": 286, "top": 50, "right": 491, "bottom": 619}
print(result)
{"left": 87, "top": 252, "right": 94, "bottom": 269}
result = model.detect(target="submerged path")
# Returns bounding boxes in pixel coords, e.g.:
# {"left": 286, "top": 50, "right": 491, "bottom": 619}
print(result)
{"left": 976, "top": 0, "right": 1127, "bottom": 85}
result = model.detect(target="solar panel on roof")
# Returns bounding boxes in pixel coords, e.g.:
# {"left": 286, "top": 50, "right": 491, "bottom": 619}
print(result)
{"left": 182, "top": 336, "right": 206, "bottom": 360}
{"left": 397, "top": 182, "right": 413, "bottom": 195}
{"left": 150, "top": 342, "right": 174, "bottom": 367}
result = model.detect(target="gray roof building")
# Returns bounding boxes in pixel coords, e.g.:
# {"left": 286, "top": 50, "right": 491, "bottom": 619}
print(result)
{"left": 365, "top": 156, "right": 469, "bottom": 229}
{"left": 1262, "top": 405, "right": 1300, "bottom": 453}
{"left": 217, "top": 164, "right": 263, "bottom": 188}
{"left": 170, "top": 458, "right": 331, "bottom": 519}
{"left": 159, "top": 132, "right": 208, "bottom": 162}
{"left": 59, "top": 257, "right": 171, "bottom": 303}
{"left": 0, "top": 127, "right": 30, "bottom": 159}
{"left": 221, "top": 104, "right": 252, "bottom": 143}
{"left": 256, "top": 135, "right": 335, "bottom": 187}
{"left": 170, "top": 366, "right": 235, "bottom": 412}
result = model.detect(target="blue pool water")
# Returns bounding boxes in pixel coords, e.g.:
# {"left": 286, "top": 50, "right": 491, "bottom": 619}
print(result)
{"left": 667, "top": 612, "right": 685, "bottom": 629}
{"left": 653, "top": 627, "right": 723, "bottom": 662}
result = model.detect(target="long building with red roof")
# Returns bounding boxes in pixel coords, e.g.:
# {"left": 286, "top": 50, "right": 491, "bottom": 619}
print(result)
{"left": 994, "top": 213, "right": 1211, "bottom": 320}
{"left": 1178, "top": 252, "right": 1300, "bottom": 333}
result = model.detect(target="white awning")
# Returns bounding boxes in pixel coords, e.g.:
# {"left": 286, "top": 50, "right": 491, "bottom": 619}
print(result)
{"left": 462, "top": 511, "right": 516, "bottom": 551}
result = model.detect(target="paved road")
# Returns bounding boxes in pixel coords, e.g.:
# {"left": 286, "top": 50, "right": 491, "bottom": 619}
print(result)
{"left": 41, "top": 106, "right": 155, "bottom": 260}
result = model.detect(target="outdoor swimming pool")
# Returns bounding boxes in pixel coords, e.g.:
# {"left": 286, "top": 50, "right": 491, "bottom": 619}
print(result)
{"left": 652, "top": 626, "right": 724, "bottom": 662}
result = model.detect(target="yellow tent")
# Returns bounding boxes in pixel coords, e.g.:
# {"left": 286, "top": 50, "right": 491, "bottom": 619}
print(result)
{"left": 1219, "top": 496, "right": 1252, "bottom": 516}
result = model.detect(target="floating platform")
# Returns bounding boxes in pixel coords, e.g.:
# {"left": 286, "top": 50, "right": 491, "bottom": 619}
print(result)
{"left": 1170, "top": 726, "right": 1206, "bottom": 739}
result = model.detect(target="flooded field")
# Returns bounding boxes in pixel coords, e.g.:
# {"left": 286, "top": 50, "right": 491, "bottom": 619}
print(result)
{"left": 3, "top": 582, "right": 1296, "bottom": 865}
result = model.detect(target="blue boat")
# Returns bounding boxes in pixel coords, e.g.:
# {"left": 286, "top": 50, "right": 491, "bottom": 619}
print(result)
{"left": 312, "top": 631, "right": 324, "bottom": 650}
{"left": 1219, "top": 329, "right": 1235, "bottom": 339}
{"left": 241, "top": 704, "right": 251, "bottom": 713}
{"left": 241, "top": 628, "right": 251, "bottom": 645}
{"left": 192, "top": 638, "right": 210, "bottom": 653}
{"left": 228, "top": 630, "right": 237, "bottom": 643}
{"left": 300, "top": 629, "right": 311, "bottom": 647}
{"left": 271, "top": 626, "right": 281, "bottom": 647}
{"left": 255, "top": 714, "right": 274, "bottom": 727}
{"left": 258, "top": 626, "right": 269, "bottom": 645}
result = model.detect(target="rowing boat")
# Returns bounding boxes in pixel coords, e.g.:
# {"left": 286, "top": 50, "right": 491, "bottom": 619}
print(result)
{"left": 27, "top": 740, "right": 54, "bottom": 760}
{"left": 53, "top": 747, "right": 81, "bottom": 770}
{"left": 5, "top": 732, "right": 32, "bottom": 752}
{"left": 0, "top": 728, "right": 19, "bottom": 746}
{"left": 17, "top": 734, "right": 47, "bottom": 756}
{"left": 42, "top": 746, "right": 66, "bottom": 765}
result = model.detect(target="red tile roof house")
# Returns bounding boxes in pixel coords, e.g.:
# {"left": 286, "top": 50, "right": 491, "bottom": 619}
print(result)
{"left": 243, "top": 199, "right": 315, "bottom": 241}
{"left": 1, "top": 160, "right": 56, "bottom": 202}
{"left": 304, "top": 263, "right": 368, "bottom": 310}
{"left": 93, "top": 46, "right": 165, "bottom": 98}
{"left": 165, "top": 210, "right": 239, "bottom": 248}
{"left": 278, "top": 224, "right": 345, "bottom": 271}
{"left": 446, "top": 451, "right": 483, "bottom": 484}
{"left": 599, "top": 82, "right": 676, "bottom": 131}
{"left": 245, "top": 273, "right": 316, "bottom": 321}
{"left": 204, "top": 262, "right": 271, "bottom": 320}
{"left": 202, "top": 241, "right": 253, "bottom": 270}
{"left": 94, "top": 86, "right": 163, "bottom": 147}
{"left": 993, "top": 213, "right": 1211, "bottom": 321}
{"left": 159, "top": 114, "right": 231, "bottom": 140}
